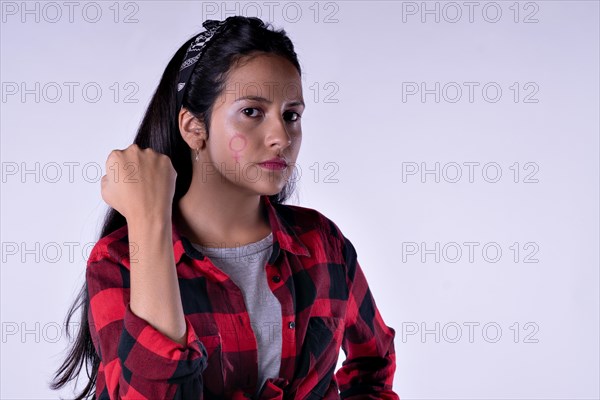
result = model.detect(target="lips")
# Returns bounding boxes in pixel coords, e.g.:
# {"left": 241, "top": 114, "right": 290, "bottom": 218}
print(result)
{"left": 258, "top": 157, "right": 288, "bottom": 170}
{"left": 259, "top": 157, "right": 287, "bottom": 167}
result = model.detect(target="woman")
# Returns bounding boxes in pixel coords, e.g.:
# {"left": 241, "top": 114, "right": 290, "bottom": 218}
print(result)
{"left": 51, "top": 16, "right": 399, "bottom": 400}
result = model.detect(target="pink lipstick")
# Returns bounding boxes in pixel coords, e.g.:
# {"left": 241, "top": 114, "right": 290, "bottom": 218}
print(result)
{"left": 258, "top": 157, "right": 288, "bottom": 170}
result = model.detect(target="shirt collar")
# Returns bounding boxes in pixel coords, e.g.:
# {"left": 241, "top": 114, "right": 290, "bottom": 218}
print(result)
{"left": 171, "top": 194, "right": 311, "bottom": 264}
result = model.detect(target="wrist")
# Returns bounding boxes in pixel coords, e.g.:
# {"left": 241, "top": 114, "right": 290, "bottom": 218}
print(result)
{"left": 127, "top": 214, "right": 172, "bottom": 233}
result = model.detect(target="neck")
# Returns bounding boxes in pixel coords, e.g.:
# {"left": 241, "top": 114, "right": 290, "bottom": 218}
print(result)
{"left": 174, "top": 177, "right": 271, "bottom": 248}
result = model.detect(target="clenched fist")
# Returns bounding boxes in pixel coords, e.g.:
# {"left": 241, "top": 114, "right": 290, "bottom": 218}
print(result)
{"left": 101, "top": 144, "right": 177, "bottom": 224}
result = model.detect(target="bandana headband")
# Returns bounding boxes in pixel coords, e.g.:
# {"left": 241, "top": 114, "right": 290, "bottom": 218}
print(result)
{"left": 176, "top": 19, "right": 228, "bottom": 111}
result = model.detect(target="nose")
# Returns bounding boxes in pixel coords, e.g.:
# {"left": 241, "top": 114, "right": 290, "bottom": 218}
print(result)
{"left": 265, "top": 114, "right": 292, "bottom": 149}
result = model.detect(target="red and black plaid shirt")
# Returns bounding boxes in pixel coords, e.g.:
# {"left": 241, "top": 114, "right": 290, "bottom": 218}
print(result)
{"left": 86, "top": 194, "right": 399, "bottom": 399}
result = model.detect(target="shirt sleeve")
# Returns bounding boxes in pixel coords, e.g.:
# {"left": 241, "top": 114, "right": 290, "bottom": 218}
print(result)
{"left": 334, "top": 235, "right": 400, "bottom": 399}
{"left": 86, "top": 243, "right": 209, "bottom": 399}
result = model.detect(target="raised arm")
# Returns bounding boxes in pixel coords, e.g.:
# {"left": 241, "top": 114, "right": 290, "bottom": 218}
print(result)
{"left": 87, "top": 144, "right": 209, "bottom": 399}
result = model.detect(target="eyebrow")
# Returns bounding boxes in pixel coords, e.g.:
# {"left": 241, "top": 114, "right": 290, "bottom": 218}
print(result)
{"left": 234, "top": 95, "right": 305, "bottom": 108}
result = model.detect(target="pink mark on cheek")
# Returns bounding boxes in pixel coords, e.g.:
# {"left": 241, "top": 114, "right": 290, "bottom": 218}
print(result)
{"left": 229, "top": 133, "right": 247, "bottom": 163}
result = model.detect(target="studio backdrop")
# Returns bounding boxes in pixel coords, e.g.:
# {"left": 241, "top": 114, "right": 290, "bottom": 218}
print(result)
{"left": 1, "top": 1, "right": 598, "bottom": 399}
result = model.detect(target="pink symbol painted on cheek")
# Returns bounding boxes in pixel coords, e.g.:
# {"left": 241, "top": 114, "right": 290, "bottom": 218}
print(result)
{"left": 229, "top": 133, "right": 247, "bottom": 163}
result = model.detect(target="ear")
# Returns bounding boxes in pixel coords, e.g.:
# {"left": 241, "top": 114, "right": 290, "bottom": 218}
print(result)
{"left": 178, "top": 107, "right": 208, "bottom": 150}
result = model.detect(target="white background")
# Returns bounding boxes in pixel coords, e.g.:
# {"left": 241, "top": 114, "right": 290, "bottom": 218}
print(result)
{"left": 1, "top": 1, "right": 599, "bottom": 399}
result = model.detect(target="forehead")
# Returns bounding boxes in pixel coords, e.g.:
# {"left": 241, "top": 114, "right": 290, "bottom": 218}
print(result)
{"left": 222, "top": 53, "right": 302, "bottom": 101}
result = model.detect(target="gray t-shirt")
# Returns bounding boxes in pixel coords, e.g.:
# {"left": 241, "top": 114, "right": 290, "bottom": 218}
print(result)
{"left": 192, "top": 232, "right": 282, "bottom": 397}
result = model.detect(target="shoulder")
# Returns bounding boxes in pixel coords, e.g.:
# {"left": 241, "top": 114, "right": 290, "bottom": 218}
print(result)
{"left": 87, "top": 224, "right": 131, "bottom": 267}
{"left": 274, "top": 202, "right": 342, "bottom": 236}
{"left": 273, "top": 202, "right": 356, "bottom": 261}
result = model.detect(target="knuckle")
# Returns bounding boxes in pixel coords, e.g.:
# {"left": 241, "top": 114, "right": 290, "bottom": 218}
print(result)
{"left": 106, "top": 150, "right": 118, "bottom": 164}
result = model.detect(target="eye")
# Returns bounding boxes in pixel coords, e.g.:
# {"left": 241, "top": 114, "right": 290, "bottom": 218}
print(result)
{"left": 242, "top": 107, "right": 262, "bottom": 118}
{"left": 284, "top": 111, "right": 302, "bottom": 122}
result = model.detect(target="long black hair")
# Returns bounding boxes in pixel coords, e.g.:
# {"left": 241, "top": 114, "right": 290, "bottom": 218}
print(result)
{"left": 50, "top": 15, "right": 301, "bottom": 399}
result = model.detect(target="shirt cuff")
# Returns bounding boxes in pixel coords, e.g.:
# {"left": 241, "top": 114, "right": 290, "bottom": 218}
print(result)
{"left": 118, "top": 303, "right": 208, "bottom": 381}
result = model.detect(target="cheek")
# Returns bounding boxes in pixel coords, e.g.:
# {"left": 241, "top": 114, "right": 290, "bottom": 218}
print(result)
{"left": 228, "top": 132, "right": 248, "bottom": 163}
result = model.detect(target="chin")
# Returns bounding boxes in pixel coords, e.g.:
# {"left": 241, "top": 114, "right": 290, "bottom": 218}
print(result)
{"left": 260, "top": 186, "right": 285, "bottom": 197}
{"left": 252, "top": 181, "right": 286, "bottom": 197}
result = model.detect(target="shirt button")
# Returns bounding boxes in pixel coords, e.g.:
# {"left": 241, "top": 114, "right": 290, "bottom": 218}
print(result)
{"left": 288, "top": 321, "right": 295, "bottom": 329}
{"left": 272, "top": 275, "right": 281, "bottom": 283}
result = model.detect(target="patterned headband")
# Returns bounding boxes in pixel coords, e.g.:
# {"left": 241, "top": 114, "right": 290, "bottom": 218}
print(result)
{"left": 176, "top": 19, "right": 228, "bottom": 111}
